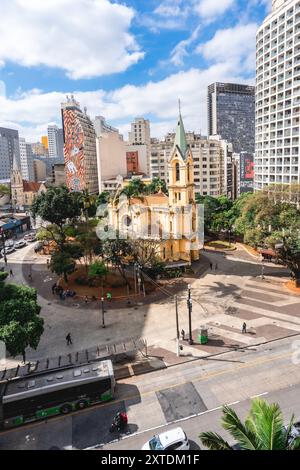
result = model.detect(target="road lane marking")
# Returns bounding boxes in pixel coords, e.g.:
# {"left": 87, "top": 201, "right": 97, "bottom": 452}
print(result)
{"left": 0, "top": 348, "right": 294, "bottom": 439}
{"left": 250, "top": 392, "right": 269, "bottom": 398}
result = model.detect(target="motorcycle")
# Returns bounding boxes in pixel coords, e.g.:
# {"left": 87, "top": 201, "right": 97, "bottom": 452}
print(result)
{"left": 109, "top": 412, "right": 128, "bottom": 433}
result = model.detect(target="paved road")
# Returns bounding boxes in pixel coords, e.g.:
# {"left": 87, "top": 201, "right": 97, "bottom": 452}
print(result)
{"left": 1, "top": 335, "right": 299, "bottom": 450}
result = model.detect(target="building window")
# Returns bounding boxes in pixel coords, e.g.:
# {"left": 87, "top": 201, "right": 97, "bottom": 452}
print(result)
{"left": 175, "top": 162, "right": 180, "bottom": 181}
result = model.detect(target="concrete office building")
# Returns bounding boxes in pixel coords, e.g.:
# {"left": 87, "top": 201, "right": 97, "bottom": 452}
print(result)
{"left": 33, "top": 159, "right": 47, "bottom": 182}
{"left": 151, "top": 132, "right": 233, "bottom": 198}
{"left": 255, "top": 0, "right": 300, "bottom": 189}
{"left": 94, "top": 116, "right": 119, "bottom": 137}
{"left": 0, "top": 127, "right": 20, "bottom": 179}
{"left": 128, "top": 118, "right": 151, "bottom": 175}
{"left": 208, "top": 83, "right": 255, "bottom": 154}
{"left": 19, "top": 138, "right": 34, "bottom": 181}
{"left": 96, "top": 131, "right": 127, "bottom": 194}
{"left": 48, "top": 125, "right": 64, "bottom": 159}
{"left": 62, "top": 96, "right": 99, "bottom": 194}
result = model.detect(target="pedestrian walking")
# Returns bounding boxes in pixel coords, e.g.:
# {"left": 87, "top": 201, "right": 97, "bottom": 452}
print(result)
{"left": 181, "top": 329, "right": 185, "bottom": 341}
{"left": 9, "top": 269, "right": 13, "bottom": 277}
{"left": 242, "top": 322, "right": 247, "bottom": 334}
{"left": 66, "top": 333, "right": 72, "bottom": 346}
{"left": 85, "top": 295, "right": 88, "bottom": 305}
{"left": 52, "top": 283, "right": 57, "bottom": 295}
{"left": 107, "top": 292, "right": 112, "bottom": 302}
{"left": 209, "top": 262, "right": 213, "bottom": 270}
{"left": 47, "top": 259, "right": 50, "bottom": 270}
{"left": 28, "top": 273, "right": 32, "bottom": 281}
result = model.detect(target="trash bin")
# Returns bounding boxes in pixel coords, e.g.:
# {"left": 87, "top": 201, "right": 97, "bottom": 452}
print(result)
{"left": 198, "top": 327, "right": 208, "bottom": 344}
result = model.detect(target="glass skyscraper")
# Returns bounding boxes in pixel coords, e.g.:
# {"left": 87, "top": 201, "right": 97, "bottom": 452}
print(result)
{"left": 208, "top": 82, "right": 255, "bottom": 154}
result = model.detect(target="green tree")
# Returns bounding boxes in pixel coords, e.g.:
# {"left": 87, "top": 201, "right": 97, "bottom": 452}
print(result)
{"left": 199, "top": 399, "right": 300, "bottom": 450}
{"left": 50, "top": 251, "right": 76, "bottom": 283}
{"left": 0, "top": 283, "right": 44, "bottom": 362}
{"left": 31, "top": 186, "right": 82, "bottom": 249}
{"left": 0, "top": 184, "right": 9, "bottom": 198}
{"left": 147, "top": 178, "right": 168, "bottom": 195}
{"left": 103, "top": 237, "right": 132, "bottom": 288}
{"left": 266, "top": 232, "right": 300, "bottom": 286}
{"left": 121, "top": 178, "right": 146, "bottom": 198}
{"left": 88, "top": 261, "right": 108, "bottom": 290}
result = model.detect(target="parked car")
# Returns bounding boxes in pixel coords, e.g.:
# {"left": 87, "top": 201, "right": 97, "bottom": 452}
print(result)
{"left": 142, "top": 427, "right": 190, "bottom": 451}
{"left": 15, "top": 240, "right": 27, "bottom": 249}
{"left": 5, "top": 239, "right": 14, "bottom": 248}
{"left": 1, "top": 245, "right": 15, "bottom": 255}
{"left": 24, "top": 233, "right": 37, "bottom": 242}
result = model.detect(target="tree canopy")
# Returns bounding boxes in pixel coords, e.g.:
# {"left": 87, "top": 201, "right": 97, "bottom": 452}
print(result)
{"left": 0, "top": 275, "right": 44, "bottom": 361}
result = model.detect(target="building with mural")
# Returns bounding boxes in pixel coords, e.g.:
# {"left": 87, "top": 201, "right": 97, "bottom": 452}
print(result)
{"left": 61, "top": 96, "right": 98, "bottom": 194}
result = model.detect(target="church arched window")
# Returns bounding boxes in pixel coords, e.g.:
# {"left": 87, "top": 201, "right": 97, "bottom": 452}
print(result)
{"left": 175, "top": 162, "right": 180, "bottom": 182}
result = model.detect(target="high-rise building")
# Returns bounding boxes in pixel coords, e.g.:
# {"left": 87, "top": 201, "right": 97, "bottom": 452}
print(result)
{"left": 96, "top": 132, "right": 127, "bottom": 194}
{"left": 19, "top": 138, "right": 34, "bottom": 181}
{"left": 0, "top": 127, "right": 20, "bottom": 180}
{"left": 208, "top": 82, "right": 255, "bottom": 154}
{"left": 128, "top": 117, "right": 151, "bottom": 175}
{"left": 151, "top": 132, "right": 233, "bottom": 198}
{"left": 41, "top": 136, "right": 49, "bottom": 151}
{"left": 31, "top": 142, "right": 48, "bottom": 157}
{"left": 94, "top": 116, "right": 119, "bottom": 137}
{"left": 255, "top": 0, "right": 300, "bottom": 190}
{"left": 61, "top": 96, "right": 98, "bottom": 194}
{"left": 48, "top": 125, "right": 64, "bottom": 159}
{"left": 33, "top": 159, "right": 47, "bottom": 183}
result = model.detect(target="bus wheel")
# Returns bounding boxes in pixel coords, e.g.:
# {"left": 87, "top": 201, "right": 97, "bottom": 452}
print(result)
{"left": 76, "top": 400, "right": 88, "bottom": 410}
{"left": 60, "top": 404, "right": 72, "bottom": 415}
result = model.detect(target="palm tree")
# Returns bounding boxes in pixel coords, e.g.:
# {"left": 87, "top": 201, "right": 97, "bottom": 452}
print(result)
{"left": 199, "top": 399, "right": 300, "bottom": 450}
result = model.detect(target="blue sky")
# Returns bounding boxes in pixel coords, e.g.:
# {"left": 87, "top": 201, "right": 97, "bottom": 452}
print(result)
{"left": 0, "top": 0, "right": 271, "bottom": 141}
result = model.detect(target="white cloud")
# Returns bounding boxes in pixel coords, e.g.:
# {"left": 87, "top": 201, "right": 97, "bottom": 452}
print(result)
{"left": 197, "top": 23, "right": 258, "bottom": 73}
{"left": 193, "top": 0, "right": 235, "bottom": 19}
{"left": 171, "top": 26, "right": 201, "bottom": 66}
{"left": 0, "top": 62, "right": 254, "bottom": 142}
{"left": 0, "top": 81, "right": 6, "bottom": 97}
{"left": 154, "top": 0, "right": 185, "bottom": 17}
{"left": 0, "top": 0, "right": 144, "bottom": 79}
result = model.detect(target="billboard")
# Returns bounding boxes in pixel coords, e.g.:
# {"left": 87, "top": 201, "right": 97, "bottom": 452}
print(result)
{"left": 240, "top": 152, "right": 254, "bottom": 193}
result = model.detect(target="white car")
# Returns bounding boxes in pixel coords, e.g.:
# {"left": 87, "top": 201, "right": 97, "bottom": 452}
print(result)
{"left": 15, "top": 240, "right": 27, "bottom": 249}
{"left": 142, "top": 427, "right": 190, "bottom": 451}
{"left": 1, "top": 245, "right": 14, "bottom": 255}
{"left": 24, "top": 232, "right": 36, "bottom": 242}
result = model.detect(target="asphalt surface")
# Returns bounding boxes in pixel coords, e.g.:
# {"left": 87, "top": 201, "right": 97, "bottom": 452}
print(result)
{"left": 1, "top": 335, "right": 300, "bottom": 450}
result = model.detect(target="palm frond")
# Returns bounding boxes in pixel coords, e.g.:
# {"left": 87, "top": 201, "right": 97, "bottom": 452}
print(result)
{"left": 289, "top": 436, "right": 300, "bottom": 450}
{"left": 221, "top": 405, "right": 257, "bottom": 450}
{"left": 199, "top": 431, "right": 232, "bottom": 450}
{"left": 248, "top": 399, "right": 285, "bottom": 450}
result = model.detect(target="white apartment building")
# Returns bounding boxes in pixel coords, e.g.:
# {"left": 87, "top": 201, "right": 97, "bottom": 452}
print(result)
{"left": 255, "top": 0, "right": 300, "bottom": 189}
{"left": 96, "top": 132, "right": 127, "bottom": 194}
{"left": 48, "top": 125, "right": 64, "bottom": 159}
{"left": 151, "top": 133, "right": 233, "bottom": 198}
{"left": 19, "top": 138, "right": 34, "bottom": 181}
{"left": 128, "top": 118, "right": 151, "bottom": 175}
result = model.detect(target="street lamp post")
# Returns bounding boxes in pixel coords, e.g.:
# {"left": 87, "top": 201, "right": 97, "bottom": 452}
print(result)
{"left": 101, "top": 297, "right": 106, "bottom": 328}
{"left": 0, "top": 228, "right": 7, "bottom": 266}
{"left": 187, "top": 284, "right": 193, "bottom": 345}
{"left": 175, "top": 295, "right": 180, "bottom": 357}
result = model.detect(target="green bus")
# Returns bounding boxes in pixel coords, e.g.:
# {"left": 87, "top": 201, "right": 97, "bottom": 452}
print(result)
{"left": 0, "top": 359, "right": 115, "bottom": 430}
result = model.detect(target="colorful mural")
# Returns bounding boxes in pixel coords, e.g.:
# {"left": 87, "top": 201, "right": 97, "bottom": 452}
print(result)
{"left": 63, "top": 108, "right": 85, "bottom": 192}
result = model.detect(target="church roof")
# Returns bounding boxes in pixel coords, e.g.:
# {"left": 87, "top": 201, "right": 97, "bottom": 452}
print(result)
{"left": 23, "top": 181, "right": 43, "bottom": 192}
{"left": 174, "top": 110, "right": 188, "bottom": 158}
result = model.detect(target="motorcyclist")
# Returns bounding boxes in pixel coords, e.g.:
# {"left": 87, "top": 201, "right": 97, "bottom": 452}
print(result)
{"left": 111, "top": 412, "right": 128, "bottom": 431}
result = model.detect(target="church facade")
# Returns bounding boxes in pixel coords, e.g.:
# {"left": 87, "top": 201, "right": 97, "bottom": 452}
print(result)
{"left": 10, "top": 157, "right": 46, "bottom": 210}
{"left": 108, "top": 111, "right": 201, "bottom": 266}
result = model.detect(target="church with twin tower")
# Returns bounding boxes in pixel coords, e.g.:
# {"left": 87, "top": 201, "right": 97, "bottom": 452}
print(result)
{"left": 108, "top": 108, "right": 200, "bottom": 265}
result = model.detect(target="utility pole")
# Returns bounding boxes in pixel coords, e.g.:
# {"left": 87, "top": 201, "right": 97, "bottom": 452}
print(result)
{"left": 187, "top": 284, "right": 193, "bottom": 345}
{"left": 0, "top": 228, "right": 7, "bottom": 266}
{"left": 101, "top": 297, "right": 106, "bottom": 328}
{"left": 175, "top": 296, "right": 180, "bottom": 357}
